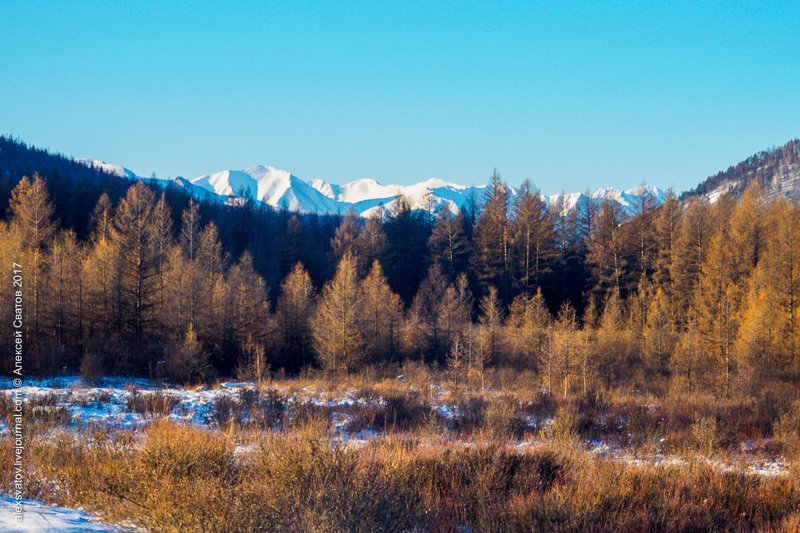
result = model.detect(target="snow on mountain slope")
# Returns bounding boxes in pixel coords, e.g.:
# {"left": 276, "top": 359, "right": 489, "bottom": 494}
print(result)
{"left": 686, "top": 139, "right": 800, "bottom": 203}
{"left": 308, "top": 177, "right": 487, "bottom": 216}
{"left": 170, "top": 176, "right": 224, "bottom": 202}
{"left": 191, "top": 166, "right": 344, "bottom": 213}
{"left": 77, "top": 158, "right": 142, "bottom": 180}
{"left": 77, "top": 156, "right": 665, "bottom": 217}
{"left": 307, "top": 178, "right": 342, "bottom": 200}
{"left": 546, "top": 185, "right": 666, "bottom": 216}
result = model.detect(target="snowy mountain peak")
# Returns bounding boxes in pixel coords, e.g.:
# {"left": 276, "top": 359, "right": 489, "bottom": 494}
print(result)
{"left": 77, "top": 158, "right": 142, "bottom": 180}
{"left": 79, "top": 157, "right": 665, "bottom": 218}
{"left": 189, "top": 165, "right": 343, "bottom": 214}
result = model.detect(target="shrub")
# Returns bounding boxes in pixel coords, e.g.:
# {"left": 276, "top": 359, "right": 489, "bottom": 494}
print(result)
{"left": 3, "top": 425, "right": 800, "bottom": 532}
{"left": 451, "top": 396, "right": 486, "bottom": 434}
{"left": 544, "top": 403, "right": 581, "bottom": 446}
{"left": 211, "top": 394, "right": 244, "bottom": 426}
{"left": 163, "top": 326, "right": 208, "bottom": 384}
{"left": 484, "top": 396, "right": 524, "bottom": 439}
{"left": 774, "top": 400, "right": 800, "bottom": 459}
{"left": 250, "top": 388, "right": 288, "bottom": 429}
{"left": 0, "top": 394, "right": 15, "bottom": 426}
{"left": 691, "top": 415, "right": 718, "bottom": 455}
{"left": 126, "top": 391, "right": 178, "bottom": 417}
{"left": 377, "top": 391, "right": 430, "bottom": 432}
{"left": 28, "top": 405, "right": 69, "bottom": 426}
{"left": 139, "top": 421, "right": 234, "bottom": 480}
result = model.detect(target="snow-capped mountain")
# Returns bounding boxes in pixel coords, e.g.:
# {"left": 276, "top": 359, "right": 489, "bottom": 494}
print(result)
{"left": 547, "top": 185, "right": 667, "bottom": 217}
{"left": 307, "top": 177, "right": 486, "bottom": 217}
{"left": 190, "top": 166, "right": 344, "bottom": 213}
{"left": 77, "top": 158, "right": 142, "bottom": 180}
{"left": 79, "top": 158, "right": 665, "bottom": 217}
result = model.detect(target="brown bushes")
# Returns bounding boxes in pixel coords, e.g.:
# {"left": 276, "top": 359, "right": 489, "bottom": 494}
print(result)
{"left": 774, "top": 400, "right": 800, "bottom": 460}
{"left": 125, "top": 391, "right": 178, "bottom": 417}
{"left": 4, "top": 422, "right": 799, "bottom": 532}
{"left": 347, "top": 390, "right": 431, "bottom": 433}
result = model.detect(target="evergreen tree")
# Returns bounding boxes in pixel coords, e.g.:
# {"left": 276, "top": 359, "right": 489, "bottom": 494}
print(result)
{"left": 428, "top": 208, "right": 470, "bottom": 281}
{"left": 510, "top": 180, "right": 555, "bottom": 295}
{"left": 383, "top": 196, "right": 431, "bottom": 304}
{"left": 111, "top": 182, "right": 159, "bottom": 336}
{"left": 359, "top": 260, "right": 403, "bottom": 362}
{"left": 279, "top": 214, "right": 308, "bottom": 280}
{"left": 275, "top": 262, "right": 315, "bottom": 369}
{"left": 472, "top": 171, "right": 511, "bottom": 303}
{"left": 672, "top": 197, "right": 711, "bottom": 324}
{"left": 229, "top": 251, "right": 270, "bottom": 345}
{"left": 553, "top": 193, "right": 584, "bottom": 309}
{"left": 9, "top": 175, "right": 56, "bottom": 350}
{"left": 478, "top": 285, "right": 505, "bottom": 364}
{"left": 311, "top": 253, "right": 366, "bottom": 374}
{"left": 408, "top": 263, "right": 450, "bottom": 362}
{"left": 586, "top": 199, "right": 627, "bottom": 301}
{"left": 507, "top": 289, "right": 551, "bottom": 368}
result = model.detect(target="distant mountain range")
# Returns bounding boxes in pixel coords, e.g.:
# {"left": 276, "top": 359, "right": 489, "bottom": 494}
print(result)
{"left": 78, "top": 159, "right": 667, "bottom": 217}
{"left": 77, "top": 138, "right": 800, "bottom": 217}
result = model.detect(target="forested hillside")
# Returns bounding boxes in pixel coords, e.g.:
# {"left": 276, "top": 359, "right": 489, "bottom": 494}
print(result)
{"left": 686, "top": 138, "right": 800, "bottom": 201}
{"left": 2, "top": 136, "right": 800, "bottom": 402}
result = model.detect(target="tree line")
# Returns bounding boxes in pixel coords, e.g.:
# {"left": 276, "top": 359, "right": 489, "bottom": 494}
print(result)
{"left": 1, "top": 145, "right": 799, "bottom": 398}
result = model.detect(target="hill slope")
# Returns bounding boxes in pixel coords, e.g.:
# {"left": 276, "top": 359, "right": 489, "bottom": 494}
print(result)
{"left": 686, "top": 139, "right": 800, "bottom": 201}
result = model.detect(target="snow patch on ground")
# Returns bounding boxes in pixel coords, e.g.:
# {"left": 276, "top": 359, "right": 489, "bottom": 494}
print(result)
{"left": 1, "top": 376, "right": 791, "bottom": 478}
{"left": 0, "top": 494, "right": 132, "bottom": 532}
{"left": 588, "top": 439, "right": 790, "bottom": 477}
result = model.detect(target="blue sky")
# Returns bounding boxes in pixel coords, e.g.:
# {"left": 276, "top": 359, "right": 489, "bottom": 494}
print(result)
{"left": 1, "top": 1, "right": 798, "bottom": 192}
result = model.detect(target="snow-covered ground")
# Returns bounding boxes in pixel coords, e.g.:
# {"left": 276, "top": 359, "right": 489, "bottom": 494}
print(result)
{"left": 0, "top": 494, "right": 131, "bottom": 532}
{"left": 0, "top": 376, "right": 233, "bottom": 431}
{"left": 0, "top": 376, "right": 386, "bottom": 433}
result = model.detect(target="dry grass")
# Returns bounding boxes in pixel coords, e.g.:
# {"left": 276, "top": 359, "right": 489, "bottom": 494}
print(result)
{"left": 2, "top": 367, "right": 799, "bottom": 531}
{"left": 2, "top": 418, "right": 799, "bottom": 532}
{"left": 125, "top": 390, "right": 179, "bottom": 417}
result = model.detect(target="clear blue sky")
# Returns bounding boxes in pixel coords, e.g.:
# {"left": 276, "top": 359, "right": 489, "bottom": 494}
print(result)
{"left": 1, "top": 1, "right": 798, "bottom": 192}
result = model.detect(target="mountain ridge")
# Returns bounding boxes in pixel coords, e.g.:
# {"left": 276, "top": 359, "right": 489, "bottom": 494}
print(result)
{"left": 685, "top": 139, "right": 800, "bottom": 202}
{"left": 77, "top": 158, "right": 667, "bottom": 217}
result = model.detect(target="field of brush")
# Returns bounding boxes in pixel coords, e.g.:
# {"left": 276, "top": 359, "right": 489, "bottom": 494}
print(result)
{"left": 2, "top": 365, "right": 800, "bottom": 531}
